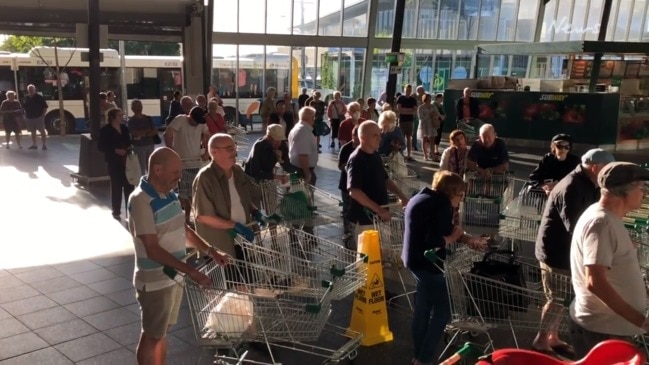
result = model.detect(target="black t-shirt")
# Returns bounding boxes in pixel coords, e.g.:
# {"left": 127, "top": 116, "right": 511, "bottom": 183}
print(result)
{"left": 23, "top": 93, "right": 48, "bottom": 119}
{"left": 396, "top": 95, "right": 417, "bottom": 122}
{"left": 467, "top": 138, "right": 509, "bottom": 169}
{"left": 338, "top": 141, "right": 356, "bottom": 191}
{"left": 346, "top": 148, "right": 389, "bottom": 225}
{"left": 298, "top": 94, "right": 309, "bottom": 108}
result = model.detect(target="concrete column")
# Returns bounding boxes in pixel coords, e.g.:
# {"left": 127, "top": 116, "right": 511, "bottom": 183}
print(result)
{"left": 361, "top": 0, "right": 380, "bottom": 98}
{"left": 75, "top": 24, "right": 108, "bottom": 48}
{"left": 182, "top": 13, "right": 208, "bottom": 96}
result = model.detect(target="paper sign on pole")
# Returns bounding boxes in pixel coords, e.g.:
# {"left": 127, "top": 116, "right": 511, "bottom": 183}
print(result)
{"left": 347, "top": 230, "right": 393, "bottom": 346}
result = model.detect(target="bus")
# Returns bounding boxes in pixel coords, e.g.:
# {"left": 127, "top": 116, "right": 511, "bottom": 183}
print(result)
{"left": 0, "top": 47, "right": 298, "bottom": 134}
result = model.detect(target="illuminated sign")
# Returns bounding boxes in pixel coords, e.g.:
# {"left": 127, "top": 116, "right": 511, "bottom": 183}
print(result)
{"left": 539, "top": 94, "right": 569, "bottom": 102}
{"left": 547, "top": 17, "right": 601, "bottom": 35}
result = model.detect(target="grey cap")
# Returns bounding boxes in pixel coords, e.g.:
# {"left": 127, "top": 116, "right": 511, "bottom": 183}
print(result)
{"left": 581, "top": 148, "right": 615, "bottom": 166}
{"left": 598, "top": 162, "right": 649, "bottom": 189}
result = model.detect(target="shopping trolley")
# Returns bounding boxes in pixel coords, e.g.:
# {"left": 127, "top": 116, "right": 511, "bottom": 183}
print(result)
{"left": 383, "top": 153, "right": 419, "bottom": 179}
{"left": 227, "top": 124, "right": 250, "bottom": 148}
{"left": 457, "top": 118, "right": 483, "bottom": 142}
{"left": 234, "top": 225, "right": 368, "bottom": 300}
{"left": 499, "top": 181, "right": 548, "bottom": 246}
{"left": 440, "top": 340, "right": 645, "bottom": 365}
{"left": 185, "top": 256, "right": 361, "bottom": 364}
{"left": 179, "top": 157, "right": 209, "bottom": 199}
{"left": 461, "top": 172, "right": 515, "bottom": 229}
{"left": 258, "top": 177, "right": 343, "bottom": 229}
{"left": 424, "top": 247, "right": 572, "bottom": 360}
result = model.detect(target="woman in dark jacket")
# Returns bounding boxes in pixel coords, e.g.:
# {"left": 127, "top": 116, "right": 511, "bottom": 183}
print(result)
{"left": 402, "top": 171, "right": 487, "bottom": 365}
{"left": 98, "top": 108, "right": 134, "bottom": 220}
{"left": 529, "top": 134, "right": 580, "bottom": 193}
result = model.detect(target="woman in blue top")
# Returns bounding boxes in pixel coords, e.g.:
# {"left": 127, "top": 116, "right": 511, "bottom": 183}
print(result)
{"left": 402, "top": 171, "right": 487, "bottom": 365}
{"left": 377, "top": 110, "right": 405, "bottom": 156}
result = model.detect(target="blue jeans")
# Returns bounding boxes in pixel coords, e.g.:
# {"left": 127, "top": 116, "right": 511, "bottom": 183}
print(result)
{"left": 411, "top": 270, "right": 451, "bottom": 363}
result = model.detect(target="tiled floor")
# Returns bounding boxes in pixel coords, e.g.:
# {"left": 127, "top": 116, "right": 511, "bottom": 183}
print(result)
{"left": 0, "top": 132, "right": 646, "bottom": 364}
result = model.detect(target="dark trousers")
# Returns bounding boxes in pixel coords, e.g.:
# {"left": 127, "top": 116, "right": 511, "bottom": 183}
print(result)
{"left": 341, "top": 189, "right": 352, "bottom": 235}
{"left": 434, "top": 121, "right": 444, "bottom": 146}
{"left": 107, "top": 162, "right": 134, "bottom": 217}
{"left": 330, "top": 119, "right": 341, "bottom": 142}
{"left": 411, "top": 270, "right": 451, "bottom": 363}
{"left": 568, "top": 318, "right": 636, "bottom": 359}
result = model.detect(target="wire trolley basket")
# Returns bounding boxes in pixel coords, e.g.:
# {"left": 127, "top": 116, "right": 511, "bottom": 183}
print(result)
{"left": 499, "top": 182, "right": 548, "bottom": 243}
{"left": 235, "top": 225, "right": 368, "bottom": 300}
{"left": 258, "top": 178, "right": 343, "bottom": 228}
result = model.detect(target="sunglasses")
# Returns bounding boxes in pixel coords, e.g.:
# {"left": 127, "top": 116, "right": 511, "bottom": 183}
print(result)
{"left": 554, "top": 143, "right": 570, "bottom": 150}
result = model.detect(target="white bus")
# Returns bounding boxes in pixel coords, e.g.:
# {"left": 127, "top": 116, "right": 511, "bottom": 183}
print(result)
{"left": 0, "top": 47, "right": 298, "bottom": 134}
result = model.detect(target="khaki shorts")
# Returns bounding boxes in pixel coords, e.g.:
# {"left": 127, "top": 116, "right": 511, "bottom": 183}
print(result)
{"left": 25, "top": 116, "right": 45, "bottom": 133}
{"left": 136, "top": 284, "right": 184, "bottom": 339}
{"left": 540, "top": 261, "right": 571, "bottom": 302}
{"left": 399, "top": 121, "right": 414, "bottom": 137}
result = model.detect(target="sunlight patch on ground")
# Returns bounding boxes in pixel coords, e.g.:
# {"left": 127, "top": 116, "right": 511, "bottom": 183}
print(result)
{"left": 0, "top": 166, "right": 133, "bottom": 269}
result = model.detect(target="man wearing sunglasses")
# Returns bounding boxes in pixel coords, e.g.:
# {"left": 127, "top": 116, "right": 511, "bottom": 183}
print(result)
{"left": 529, "top": 134, "right": 581, "bottom": 194}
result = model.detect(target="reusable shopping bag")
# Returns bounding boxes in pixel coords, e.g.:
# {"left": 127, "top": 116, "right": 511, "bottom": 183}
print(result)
{"left": 125, "top": 149, "right": 142, "bottom": 186}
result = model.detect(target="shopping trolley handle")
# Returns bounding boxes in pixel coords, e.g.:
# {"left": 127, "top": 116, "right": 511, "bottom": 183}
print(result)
{"left": 424, "top": 248, "right": 442, "bottom": 263}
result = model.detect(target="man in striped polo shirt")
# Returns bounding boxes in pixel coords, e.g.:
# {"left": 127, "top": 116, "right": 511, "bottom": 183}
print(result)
{"left": 128, "top": 147, "right": 229, "bottom": 365}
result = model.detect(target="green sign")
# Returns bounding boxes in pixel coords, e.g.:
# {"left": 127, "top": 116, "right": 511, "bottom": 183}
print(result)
{"left": 385, "top": 53, "right": 399, "bottom": 64}
{"left": 611, "top": 77, "right": 622, "bottom": 87}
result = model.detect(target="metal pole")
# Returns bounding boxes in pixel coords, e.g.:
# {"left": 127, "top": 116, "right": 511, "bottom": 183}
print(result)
{"left": 118, "top": 40, "right": 128, "bottom": 113}
{"left": 386, "top": 0, "right": 406, "bottom": 106}
{"left": 88, "top": 0, "right": 101, "bottom": 140}
{"left": 589, "top": 0, "right": 613, "bottom": 93}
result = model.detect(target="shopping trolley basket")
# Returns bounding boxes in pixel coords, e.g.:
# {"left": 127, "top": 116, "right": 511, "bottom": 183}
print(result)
{"left": 234, "top": 225, "right": 368, "bottom": 300}
{"left": 259, "top": 178, "right": 343, "bottom": 227}
{"left": 390, "top": 174, "right": 428, "bottom": 198}
{"left": 464, "top": 171, "right": 514, "bottom": 200}
{"left": 425, "top": 247, "right": 572, "bottom": 357}
{"left": 383, "top": 154, "right": 419, "bottom": 179}
{"left": 499, "top": 182, "right": 548, "bottom": 243}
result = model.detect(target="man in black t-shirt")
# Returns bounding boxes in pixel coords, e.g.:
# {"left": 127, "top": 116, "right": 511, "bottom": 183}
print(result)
{"left": 23, "top": 84, "right": 49, "bottom": 150}
{"left": 298, "top": 88, "right": 309, "bottom": 109}
{"left": 396, "top": 84, "right": 418, "bottom": 161}
{"left": 467, "top": 123, "right": 509, "bottom": 176}
{"left": 346, "top": 121, "right": 409, "bottom": 236}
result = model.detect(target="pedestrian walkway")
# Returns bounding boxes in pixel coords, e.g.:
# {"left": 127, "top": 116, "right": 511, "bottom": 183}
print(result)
{"left": 0, "top": 133, "right": 646, "bottom": 364}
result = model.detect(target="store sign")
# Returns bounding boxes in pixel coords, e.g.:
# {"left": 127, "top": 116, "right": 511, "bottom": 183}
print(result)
{"left": 547, "top": 16, "right": 601, "bottom": 35}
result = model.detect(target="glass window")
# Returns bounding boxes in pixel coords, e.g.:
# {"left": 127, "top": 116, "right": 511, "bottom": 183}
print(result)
{"left": 614, "top": 0, "right": 634, "bottom": 40}
{"left": 370, "top": 49, "right": 391, "bottom": 100}
{"left": 320, "top": 48, "right": 340, "bottom": 98}
{"left": 569, "top": 0, "right": 587, "bottom": 41}
{"left": 497, "top": 0, "right": 517, "bottom": 41}
{"left": 376, "top": 0, "right": 396, "bottom": 38}
{"left": 403, "top": 0, "right": 418, "bottom": 38}
{"left": 18, "top": 66, "right": 88, "bottom": 101}
{"left": 319, "top": 0, "right": 342, "bottom": 36}
{"left": 417, "top": 0, "right": 438, "bottom": 39}
{"left": 266, "top": 47, "right": 291, "bottom": 97}
{"left": 453, "top": 50, "right": 472, "bottom": 79}
{"left": 293, "top": 46, "right": 319, "bottom": 94}
{"left": 476, "top": 54, "right": 490, "bottom": 77}
{"left": 478, "top": 0, "right": 501, "bottom": 41}
{"left": 438, "top": 1, "right": 461, "bottom": 39}
{"left": 492, "top": 55, "right": 509, "bottom": 76}
{"left": 293, "top": 0, "right": 318, "bottom": 35}
{"left": 336, "top": 48, "right": 365, "bottom": 98}
{"left": 414, "top": 49, "right": 434, "bottom": 91}
{"left": 458, "top": 0, "right": 480, "bottom": 40}
{"left": 605, "top": 0, "right": 619, "bottom": 40}
{"left": 214, "top": 0, "right": 238, "bottom": 32}
{"left": 511, "top": 55, "right": 528, "bottom": 77}
{"left": 434, "top": 49, "right": 453, "bottom": 91}
{"left": 584, "top": 0, "right": 604, "bottom": 41}
{"left": 540, "top": 0, "right": 558, "bottom": 41}
{"left": 628, "top": 0, "right": 648, "bottom": 41}
{"left": 551, "top": 0, "right": 573, "bottom": 42}
{"left": 397, "top": 49, "right": 415, "bottom": 90}
{"left": 267, "top": 0, "right": 293, "bottom": 35}
{"left": 343, "top": 0, "right": 369, "bottom": 37}
{"left": 239, "top": 0, "right": 265, "bottom": 33}
{"left": 516, "top": 0, "right": 538, "bottom": 41}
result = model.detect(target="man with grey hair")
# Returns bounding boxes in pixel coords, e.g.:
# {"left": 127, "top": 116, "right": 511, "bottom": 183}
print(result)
{"left": 467, "top": 123, "right": 509, "bottom": 177}
{"left": 193, "top": 133, "right": 261, "bottom": 260}
{"left": 0, "top": 90, "right": 23, "bottom": 149}
{"left": 338, "top": 101, "right": 364, "bottom": 146}
{"left": 23, "top": 84, "right": 49, "bottom": 150}
{"left": 569, "top": 162, "right": 649, "bottom": 357}
{"left": 532, "top": 148, "right": 615, "bottom": 358}
{"left": 289, "top": 106, "right": 319, "bottom": 185}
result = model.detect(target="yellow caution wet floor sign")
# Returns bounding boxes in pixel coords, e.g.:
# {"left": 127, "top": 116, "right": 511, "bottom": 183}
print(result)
{"left": 347, "top": 230, "right": 393, "bottom": 346}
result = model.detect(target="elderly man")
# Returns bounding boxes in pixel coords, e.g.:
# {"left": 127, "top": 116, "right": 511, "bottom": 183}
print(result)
{"left": 244, "top": 124, "right": 291, "bottom": 182}
{"left": 347, "top": 121, "right": 409, "bottom": 235}
{"left": 128, "top": 147, "right": 229, "bottom": 365}
{"left": 193, "top": 134, "right": 261, "bottom": 260}
{"left": 532, "top": 148, "right": 614, "bottom": 358}
{"left": 467, "top": 124, "right": 509, "bottom": 176}
{"left": 23, "top": 84, "right": 49, "bottom": 150}
{"left": 337, "top": 101, "right": 364, "bottom": 146}
{"left": 288, "top": 106, "right": 319, "bottom": 186}
{"left": 455, "top": 87, "right": 479, "bottom": 122}
{"left": 164, "top": 105, "right": 211, "bottom": 224}
{"left": 569, "top": 162, "right": 649, "bottom": 357}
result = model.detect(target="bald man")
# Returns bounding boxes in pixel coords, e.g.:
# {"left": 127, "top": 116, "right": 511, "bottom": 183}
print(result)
{"left": 193, "top": 134, "right": 261, "bottom": 259}
{"left": 127, "top": 146, "right": 229, "bottom": 365}
{"left": 346, "top": 121, "right": 409, "bottom": 235}
{"left": 455, "top": 87, "right": 479, "bottom": 122}
{"left": 466, "top": 123, "right": 509, "bottom": 177}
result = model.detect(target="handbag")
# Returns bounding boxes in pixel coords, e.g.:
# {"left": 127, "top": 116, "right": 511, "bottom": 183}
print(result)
{"left": 465, "top": 250, "right": 528, "bottom": 319}
{"left": 125, "top": 148, "right": 142, "bottom": 186}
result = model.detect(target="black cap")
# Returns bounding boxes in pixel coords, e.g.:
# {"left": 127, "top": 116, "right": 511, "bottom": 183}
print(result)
{"left": 598, "top": 162, "right": 649, "bottom": 189}
{"left": 551, "top": 134, "right": 572, "bottom": 147}
{"left": 189, "top": 106, "right": 206, "bottom": 124}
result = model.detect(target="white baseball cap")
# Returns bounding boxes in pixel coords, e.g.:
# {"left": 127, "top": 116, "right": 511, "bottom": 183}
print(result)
{"left": 267, "top": 124, "right": 287, "bottom": 141}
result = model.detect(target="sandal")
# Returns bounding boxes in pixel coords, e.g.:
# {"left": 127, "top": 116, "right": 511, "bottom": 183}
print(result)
{"left": 551, "top": 343, "right": 576, "bottom": 359}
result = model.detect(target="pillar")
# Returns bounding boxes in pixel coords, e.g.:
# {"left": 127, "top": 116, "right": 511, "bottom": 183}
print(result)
{"left": 182, "top": 6, "right": 210, "bottom": 96}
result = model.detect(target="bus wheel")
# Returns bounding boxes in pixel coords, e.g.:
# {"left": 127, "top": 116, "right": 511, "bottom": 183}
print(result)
{"left": 45, "top": 111, "right": 75, "bottom": 135}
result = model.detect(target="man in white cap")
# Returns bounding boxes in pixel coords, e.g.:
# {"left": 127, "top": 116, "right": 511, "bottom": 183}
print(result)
{"left": 569, "top": 162, "right": 649, "bottom": 357}
{"left": 533, "top": 148, "right": 615, "bottom": 358}
{"left": 243, "top": 124, "right": 291, "bottom": 182}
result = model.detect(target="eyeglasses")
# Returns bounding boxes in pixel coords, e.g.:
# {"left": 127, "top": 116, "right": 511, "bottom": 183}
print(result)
{"left": 213, "top": 146, "right": 236, "bottom": 152}
{"left": 555, "top": 143, "right": 570, "bottom": 150}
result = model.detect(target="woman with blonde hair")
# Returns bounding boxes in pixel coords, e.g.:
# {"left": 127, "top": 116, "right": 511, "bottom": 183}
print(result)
{"left": 440, "top": 129, "right": 469, "bottom": 176}
{"left": 402, "top": 170, "right": 487, "bottom": 365}
{"left": 377, "top": 110, "right": 405, "bottom": 156}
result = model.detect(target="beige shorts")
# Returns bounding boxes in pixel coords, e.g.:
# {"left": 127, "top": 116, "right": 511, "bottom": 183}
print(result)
{"left": 136, "top": 284, "right": 184, "bottom": 339}
{"left": 540, "top": 261, "right": 571, "bottom": 302}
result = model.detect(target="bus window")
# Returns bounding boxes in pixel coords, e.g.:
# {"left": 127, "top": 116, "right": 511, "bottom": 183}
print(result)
{"left": 125, "top": 67, "right": 161, "bottom": 100}
{"left": 18, "top": 66, "right": 84, "bottom": 101}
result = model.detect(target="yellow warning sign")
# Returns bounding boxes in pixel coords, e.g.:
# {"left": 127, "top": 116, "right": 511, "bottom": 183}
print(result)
{"left": 347, "top": 230, "right": 393, "bottom": 346}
